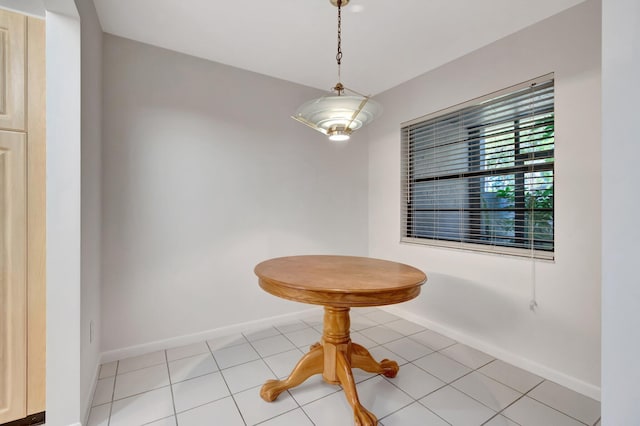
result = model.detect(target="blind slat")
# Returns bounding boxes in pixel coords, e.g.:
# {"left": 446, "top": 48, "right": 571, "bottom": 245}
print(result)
{"left": 401, "top": 76, "right": 555, "bottom": 257}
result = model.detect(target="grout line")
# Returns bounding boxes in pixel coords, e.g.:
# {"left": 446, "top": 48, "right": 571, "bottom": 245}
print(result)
{"left": 172, "top": 394, "right": 241, "bottom": 417}
{"left": 520, "top": 381, "right": 594, "bottom": 426}
{"left": 480, "top": 411, "right": 521, "bottom": 426}
{"left": 488, "top": 381, "right": 542, "bottom": 425}
{"left": 416, "top": 401, "right": 456, "bottom": 426}
{"left": 165, "top": 346, "right": 211, "bottom": 363}
{"left": 380, "top": 372, "right": 452, "bottom": 424}
{"left": 106, "top": 360, "right": 119, "bottom": 426}
{"left": 206, "top": 339, "right": 248, "bottom": 426}
{"left": 167, "top": 351, "right": 215, "bottom": 367}
{"left": 140, "top": 414, "right": 177, "bottom": 425}
{"left": 164, "top": 350, "right": 178, "bottom": 423}
{"left": 241, "top": 327, "right": 280, "bottom": 343}
{"left": 375, "top": 340, "right": 432, "bottom": 364}
{"left": 299, "top": 410, "right": 317, "bottom": 425}
{"left": 207, "top": 335, "right": 250, "bottom": 353}
{"left": 384, "top": 363, "right": 448, "bottom": 396}
{"left": 114, "top": 351, "right": 171, "bottom": 376}
{"left": 252, "top": 407, "right": 303, "bottom": 425}
{"left": 168, "top": 370, "right": 220, "bottom": 387}
{"left": 494, "top": 381, "right": 545, "bottom": 422}
{"left": 270, "top": 322, "right": 307, "bottom": 336}
{"left": 277, "top": 328, "right": 307, "bottom": 354}
{"left": 115, "top": 362, "right": 168, "bottom": 376}
{"left": 296, "top": 386, "right": 343, "bottom": 408}
{"left": 216, "top": 355, "right": 267, "bottom": 373}
{"left": 474, "top": 360, "right": 545, "bottom": 395}
{"left": 434, "top": 341, "right": 458, "bottom": 352}
{"left": 417, "top": 352, "right": 523, "bottom": 422}
{"left": 410, "top": 354, "right": 471, "bottom": 383}
{"left": 383, "top": 398, "right": 453, "bottom": 426}
{"left": 106, "top": 384, "right": 174, "bottom": 404}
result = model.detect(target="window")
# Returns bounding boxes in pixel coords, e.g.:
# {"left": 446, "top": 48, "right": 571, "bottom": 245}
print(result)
{"left": 401, "top": 75, "right": 555, "bottom": 259}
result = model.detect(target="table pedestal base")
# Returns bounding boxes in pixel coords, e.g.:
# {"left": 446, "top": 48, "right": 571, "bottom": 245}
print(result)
{"left": 260, "top": 307, "right": 399, "bottom": 426}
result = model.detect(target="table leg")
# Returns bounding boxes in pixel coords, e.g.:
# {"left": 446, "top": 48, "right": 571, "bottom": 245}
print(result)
{"left": 260, "top": 306, "right": 400, "bottom": 426}
{"left": 260, "top": 343, "right": 324, "bottom": 402}
{"left": 351, "top": 343, "right": 399, "bottom": 378}
{"left": 322, "top": 307, "right": 379, "bottom": 426}
{"left": 336, "top": 350, "right": 378, "bottom": 425}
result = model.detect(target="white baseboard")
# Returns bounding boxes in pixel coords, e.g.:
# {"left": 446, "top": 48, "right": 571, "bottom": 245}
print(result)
{"left": 101, "top": 307, "right": 322, "bottom": 363}
{"left": 382, "top": 305, "right": 602, "bottom": 402}
{"left": 99, "top": 304, "right": 600, "bottom": 401}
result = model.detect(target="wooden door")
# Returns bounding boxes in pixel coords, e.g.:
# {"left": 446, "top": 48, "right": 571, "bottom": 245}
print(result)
{"left": 0, "top": 10, "right": 25, "bottom": 131}
{"left": 0, "top": 131, "right": 27, "bottom": 423}
{"left": 26, "top": 16, "right": 46, "bottom": 418}
{"left": 0, "top": 10, "right": 45, "bottom": 424}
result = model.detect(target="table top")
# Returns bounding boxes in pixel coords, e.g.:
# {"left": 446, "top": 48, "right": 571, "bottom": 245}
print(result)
{"left": 255, "top": 255, "right": 427, "bottom": 308}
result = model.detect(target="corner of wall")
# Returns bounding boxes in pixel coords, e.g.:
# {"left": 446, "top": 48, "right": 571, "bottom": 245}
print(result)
{"left": 77, "top": 0, "right": 104, "bottom": 420}
{"left": 46, "top": 4, "right": 83, "bottom": 425}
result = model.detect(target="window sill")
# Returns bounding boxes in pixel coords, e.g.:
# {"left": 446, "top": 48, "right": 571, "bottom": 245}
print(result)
{"left": 400, "top": 237, "right": 555, "bottom": 261}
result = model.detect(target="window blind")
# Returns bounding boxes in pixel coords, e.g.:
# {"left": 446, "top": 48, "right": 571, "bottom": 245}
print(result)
{"left": 401, "top": 75, "right": 555, "bottom": 259}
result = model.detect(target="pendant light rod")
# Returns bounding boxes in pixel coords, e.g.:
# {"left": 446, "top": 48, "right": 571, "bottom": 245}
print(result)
{"left": 336, "top": 0, "right": 343, "bottom": 87}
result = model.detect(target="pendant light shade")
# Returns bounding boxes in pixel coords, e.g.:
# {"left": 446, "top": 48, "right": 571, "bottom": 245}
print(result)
{"left": 293, "top": 94, "right": 382, "bottom": 141}
{"left": 292, "top": 0, "right": 381, "bottom": 141}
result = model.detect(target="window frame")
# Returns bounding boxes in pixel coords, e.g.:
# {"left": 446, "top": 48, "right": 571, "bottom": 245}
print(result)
{"left": 400, "top": 74, "right": 555, "bottom": 260}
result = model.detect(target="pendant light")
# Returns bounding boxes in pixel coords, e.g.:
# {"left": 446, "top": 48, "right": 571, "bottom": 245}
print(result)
{"left": 292, "top": 0, "right": 382, "bottom": 142}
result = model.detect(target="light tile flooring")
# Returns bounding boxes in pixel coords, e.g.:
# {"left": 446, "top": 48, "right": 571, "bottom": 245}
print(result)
{"left": 88, "top": 308, "right": 601, "bottom": 426}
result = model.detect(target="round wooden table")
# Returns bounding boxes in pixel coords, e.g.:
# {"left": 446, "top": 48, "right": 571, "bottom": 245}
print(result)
{"left": 254, "top": 255, "right": 427, "bottom": 426}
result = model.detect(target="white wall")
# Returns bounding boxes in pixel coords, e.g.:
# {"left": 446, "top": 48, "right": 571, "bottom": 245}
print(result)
{"left": 601, "top": 0, "right": 640, "bottom": 423}
{"left": 368, "top": 0, "right": 601, "bottom": 398}
{"left": 45, "top": 6, "right": 82, "bottom": 426}
{"left": 75, "top": 0, "right": 103, "bottom": 420}
{"left": 101, "top": 35, "right": 369, "bottom": 353}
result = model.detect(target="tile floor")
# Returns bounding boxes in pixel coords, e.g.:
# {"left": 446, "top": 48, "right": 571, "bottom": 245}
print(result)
{"left": 87, "top": 308, "right": 601, "bottom": 426}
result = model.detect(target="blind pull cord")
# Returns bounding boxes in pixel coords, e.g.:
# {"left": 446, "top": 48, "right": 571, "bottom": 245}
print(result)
{"left": 530, "top": 259, "right": 538, "bottom": 311}
{"left": 529, "top": 82, "right": 538, "bottom": 312}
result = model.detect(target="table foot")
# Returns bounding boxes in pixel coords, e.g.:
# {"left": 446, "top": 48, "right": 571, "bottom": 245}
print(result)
{"left": 259, "top": 307, "right": 398, "bottom": 426}
{"left": 260, "top": 342, "right": 324, "bottom": 402}
{"left": 336, "top": 351, "right": 378, "bottom": 425}
{"left": 351, "top": 343, "right": 399, "bottom": 378}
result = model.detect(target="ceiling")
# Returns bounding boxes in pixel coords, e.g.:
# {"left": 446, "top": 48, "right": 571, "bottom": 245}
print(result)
{"left": 93, "top": 0, "right": 586, "bottom": 95}
{"left": 0, "top": 0, "right": 45, "bottom": 17}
